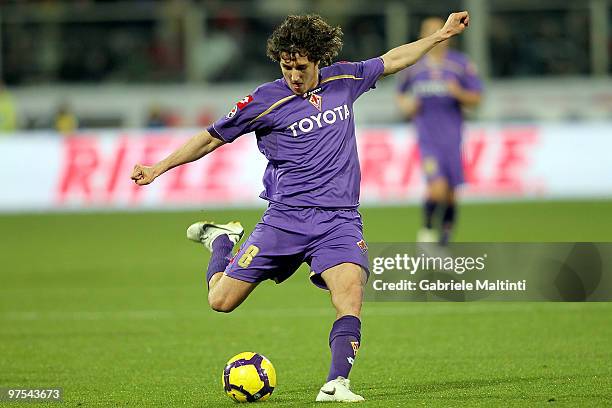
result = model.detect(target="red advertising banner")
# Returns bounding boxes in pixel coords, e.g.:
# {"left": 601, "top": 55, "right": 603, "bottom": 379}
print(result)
{"left": 0, "top": 124, "right": 610, "bottom": 211}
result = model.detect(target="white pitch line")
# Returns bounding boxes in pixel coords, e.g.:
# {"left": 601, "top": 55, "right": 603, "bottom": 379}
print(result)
{"left": 0, "top": 302, "right": 606, "bottom": 321}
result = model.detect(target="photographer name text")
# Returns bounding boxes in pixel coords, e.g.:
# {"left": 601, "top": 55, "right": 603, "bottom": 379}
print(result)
{"left": 372, "top": 279, "right": 527, "bottom": 292}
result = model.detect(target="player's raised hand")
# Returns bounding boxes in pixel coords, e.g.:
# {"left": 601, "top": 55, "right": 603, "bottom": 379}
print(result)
{"left": 441, "top": 11, "right": 470, "bottom": 40}
{"left": 131, "top": 164, "right": 157, "bottom": 185}
{"left": 446, "top": 79, "right": 464, "bottom": 98}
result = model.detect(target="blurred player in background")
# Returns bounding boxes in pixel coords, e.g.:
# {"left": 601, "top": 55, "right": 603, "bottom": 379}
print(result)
{"left": 397, "top": 17, "right": 482, "bottom": 245}
{"left": 132, "top": 12, "right": 470, "bottom": 402}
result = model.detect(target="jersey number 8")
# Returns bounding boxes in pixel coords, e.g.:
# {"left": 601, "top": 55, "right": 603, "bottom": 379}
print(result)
{"left": 238, "top": 245, "right": 260, "bottom": 268}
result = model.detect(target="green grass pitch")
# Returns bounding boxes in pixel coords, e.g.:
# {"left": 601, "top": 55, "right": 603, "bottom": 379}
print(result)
{"left": 1, "top": 201, "right": 611, "bottom": 406}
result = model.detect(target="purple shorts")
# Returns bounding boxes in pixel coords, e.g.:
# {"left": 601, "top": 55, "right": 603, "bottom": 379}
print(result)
{"left": 419, "top": 144, "right": 464, "bottom": 188}
{"left": 224, "top": 203, "right": 370, "bottom": 290}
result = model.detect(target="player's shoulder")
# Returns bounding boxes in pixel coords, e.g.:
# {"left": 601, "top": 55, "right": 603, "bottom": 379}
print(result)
{"left": 321, "top": 61, "right": 358, "bottom": 78}
{"left": 250, "top": 80, "right": 293, "bottom": 103}
{"left": 320, "top": 58, "right": 383, "bottom": 82}
{"left": 230, "top": 80, "right": 293, "bottom": 118}
{"left": 447, "top": 50, "right": 479, "bottom": 77}
{"left": 447, "top": 50, "right": 472, "bottom": 67}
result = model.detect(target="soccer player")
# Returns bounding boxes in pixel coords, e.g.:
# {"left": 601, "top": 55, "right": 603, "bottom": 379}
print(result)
{"left": 397, "top": 17, "right": 482, "bottom": 245}
{"left": 132, "top": 12, "right": 469, "bottom": 402}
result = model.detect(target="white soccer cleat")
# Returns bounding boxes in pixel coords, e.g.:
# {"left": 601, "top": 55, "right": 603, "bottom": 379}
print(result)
{"left": 315, "top": 377, "right": 364, "bottom": 403}
{"left": 186, "top": 221, "right": 244, "bottom": 252}
{"left": 417, "top": 227, "right": 438, "bottom": 243}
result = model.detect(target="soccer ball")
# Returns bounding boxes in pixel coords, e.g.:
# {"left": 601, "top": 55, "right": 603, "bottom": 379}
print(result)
{"left": 222, "top": 352, "right": 277, "bottom": 403}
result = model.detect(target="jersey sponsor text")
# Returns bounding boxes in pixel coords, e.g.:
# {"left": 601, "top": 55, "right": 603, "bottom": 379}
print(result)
{"left": 287, "top": 104, "right": 351, "bottom": 137}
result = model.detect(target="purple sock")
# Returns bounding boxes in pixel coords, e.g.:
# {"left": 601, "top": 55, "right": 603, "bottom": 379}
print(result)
{"left": 206, "top": 235, "right": 234, "bottom": 286}
{"left": 424, "top": 199, "right": 438, "bottom": 229}
{"left": 440, "top": 204, "right": 456, "bottom": 246}
{"left": 327, "top": 315, "right": 361, "bottom": 381}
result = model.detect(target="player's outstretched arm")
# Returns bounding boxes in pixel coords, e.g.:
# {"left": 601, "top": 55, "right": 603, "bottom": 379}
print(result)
{"left": 381, "top": 11, "right": 469, "bottom": 76}
{"left": 130, "top": 130, "right": 225, "bottom": 185}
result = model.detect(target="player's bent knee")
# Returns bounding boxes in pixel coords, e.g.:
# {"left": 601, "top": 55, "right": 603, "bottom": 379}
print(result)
{"left": 209, "top": 300, "right": 236, "bottom": 313}
{"left": 208, "top": 293, "right": 237, "bottom": 313}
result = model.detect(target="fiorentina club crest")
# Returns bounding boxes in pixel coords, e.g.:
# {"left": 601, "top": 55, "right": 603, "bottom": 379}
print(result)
{"left": 308, "top": 94, "right": 322, "bottom": 111}
{"left": 351, "top": 341, "right": 360, "bottom": 356}
{"left": 356, "top": 239, "right": 368, "bottom": 253}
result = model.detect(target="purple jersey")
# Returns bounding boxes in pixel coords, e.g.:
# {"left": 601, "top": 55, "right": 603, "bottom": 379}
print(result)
{"left": 397, "top": 50, "right": 482, "bottom": 149}
{"left": 208, "top": 58, "right": 385, "bottom": 209}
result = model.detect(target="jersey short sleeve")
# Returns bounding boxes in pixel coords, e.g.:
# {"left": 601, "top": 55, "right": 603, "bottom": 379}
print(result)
{"left": 345, "top": 57, "right": 385, "bottom": 100}
{"left": 396, "top": 69, "right": 413, "bottom": 94}
{"left": 207, "top": 87, "right": 272, "bottom": 143}
{"left": 460, "top": 60, "right": 483, "bottom": 93}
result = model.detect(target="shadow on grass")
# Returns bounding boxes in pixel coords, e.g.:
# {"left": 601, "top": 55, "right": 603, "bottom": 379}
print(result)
{"left": 365, "top": 375, "right": 575, "bottom": 399}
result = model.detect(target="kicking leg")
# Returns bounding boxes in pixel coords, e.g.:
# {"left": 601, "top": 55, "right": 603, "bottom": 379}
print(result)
{"left": 316, "top": 262, "right": 366, "bottom": 403}
{"left": 187, "top": 221, "right": 257, "bottom": 313}
{"left": 208, "top": 274, "right": 258, "bottom": 313}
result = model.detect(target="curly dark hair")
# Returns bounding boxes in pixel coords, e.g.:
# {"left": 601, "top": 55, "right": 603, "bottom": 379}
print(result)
{"left": 266, "top": 15, "right": 343, "bottom": 66}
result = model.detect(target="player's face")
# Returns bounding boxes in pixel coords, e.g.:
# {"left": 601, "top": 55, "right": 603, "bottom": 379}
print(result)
{"left": 420, "top": 17, "right": 448, "bottom": 51}
{"left": 280, "top": 53, "right": 319, "bottom": 95}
